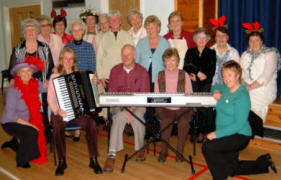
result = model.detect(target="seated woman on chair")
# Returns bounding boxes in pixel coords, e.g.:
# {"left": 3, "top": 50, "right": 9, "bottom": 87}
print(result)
{"left": 202, "top": 60, "right": 277, "bottom": 180}
{"left": 155, "top": 48, "right": 194, "bottom": 162}
{"left": 1, "top": 56, "right": 47, "bottom": 168}
{"left": 47, "top": 47, "right": 102, "bottom": 176}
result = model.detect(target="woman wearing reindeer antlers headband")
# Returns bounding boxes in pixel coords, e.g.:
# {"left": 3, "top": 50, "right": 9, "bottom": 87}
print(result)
{"left": 240, "top": 21, "right": 281, "bottom": 136}
{"left": 210, "top": 16, "right": 240, "bottom": 86}
{"left": 51, "top": 8, "right": 74, "bottom": 45}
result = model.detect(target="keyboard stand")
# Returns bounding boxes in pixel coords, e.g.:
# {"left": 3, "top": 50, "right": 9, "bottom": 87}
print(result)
{"left": 120, "top": 107, "right": 195, "bottom": 175}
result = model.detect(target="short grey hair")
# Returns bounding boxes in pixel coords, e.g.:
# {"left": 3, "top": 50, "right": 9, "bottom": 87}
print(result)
{"left": 98, "top": 13, "right": 109, "bottom": 23}
{"left": 22, "top": 18, "right": 40, "bottom": 33}
{"left": 127, "top": 8, "right": 143, "bottom": 25}
{"left": 108, "top": 10, "right": 121, "bottom": 20}
{"left": 193, "top": 27, "right": 211, "bottom": 42}
{"left": 121, "top": 44, "right": 136, "bottom": 56}
{"left": 68, "top": 19, "right": 86, "bottom": 34}
{"left": 37, "top": 15, "right": 52, "bottom": 24}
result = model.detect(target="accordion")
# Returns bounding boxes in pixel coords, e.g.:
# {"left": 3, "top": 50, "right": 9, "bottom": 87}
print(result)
{"left": 53, "top": 71, "right": 99, "bottom": 122}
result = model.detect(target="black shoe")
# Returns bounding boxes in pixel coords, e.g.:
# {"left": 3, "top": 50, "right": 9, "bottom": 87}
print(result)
{"left": 17, "top": 162, "right": 31, "bottom": 168}
{"left": 65, "top": 134, "right": 74, "bottom": 138}
{"left": 89, "top": 157, "right": 103, "bottom": 174}
{"left": 55, "top": 158, "right": 67, "bottom": 176}
{"left": 268, "top": 159, "right": 277, "bottom": 174}
{"left": 256, "top": 153, "right": 271, "bottom": 162}
{"left": 73, "top": 136, "right": 80, "bottom": 142}
{"left": 190, "top": 134, "right": 196, "bottom": 143}
{"left": 1, "top": 137, "right": 19, "bottom": 152}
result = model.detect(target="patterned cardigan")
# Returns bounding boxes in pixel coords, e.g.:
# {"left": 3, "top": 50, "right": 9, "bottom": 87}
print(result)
{"left": 8, "top": 40, "right": 54, "bottom": 82}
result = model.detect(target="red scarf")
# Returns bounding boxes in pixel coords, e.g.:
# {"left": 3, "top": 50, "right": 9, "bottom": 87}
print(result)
{"left": 14, "top": 77, "right": 48, "bottom": 164}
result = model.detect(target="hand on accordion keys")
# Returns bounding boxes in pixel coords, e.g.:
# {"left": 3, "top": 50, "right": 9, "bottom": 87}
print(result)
{"left": 57, "top": 109, "right": 67, "bottom": 118}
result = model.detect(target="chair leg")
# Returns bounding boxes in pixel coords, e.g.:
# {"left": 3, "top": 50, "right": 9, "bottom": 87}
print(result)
{"left": 53, "top": 142, "right": 57, "bottom": 166}
{"left": 1, "top": 77, "right": 4, "bottom": 96}
{"left": 50, "top": 129, "right": 57, "bottom": 166}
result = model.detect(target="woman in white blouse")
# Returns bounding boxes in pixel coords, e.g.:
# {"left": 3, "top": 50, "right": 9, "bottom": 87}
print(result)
{"left": 127, "top": 8, "right": 147, "bottom": 46}
{"left": 240, "top": 30, "right": 280, "bottom": 122}
{"left": 211, "top": 26, "right": 240, "bottom": 85}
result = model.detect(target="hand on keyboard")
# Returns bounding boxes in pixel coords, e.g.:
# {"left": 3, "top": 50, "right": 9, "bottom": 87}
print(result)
{"left": 213, "top": 91, "right": 222, "bottom": 101}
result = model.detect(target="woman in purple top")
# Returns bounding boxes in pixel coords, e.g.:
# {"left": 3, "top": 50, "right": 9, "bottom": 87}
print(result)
{"left": 1, "top": 57, "right": 47, "bottom": 168}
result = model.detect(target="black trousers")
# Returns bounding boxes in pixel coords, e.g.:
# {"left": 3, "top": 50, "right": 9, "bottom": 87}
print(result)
{"left": 202, "top": 134, "right": 269, "bottom": 180}
{"left": 2, "top": 122, "right": 40, "bottom": 166}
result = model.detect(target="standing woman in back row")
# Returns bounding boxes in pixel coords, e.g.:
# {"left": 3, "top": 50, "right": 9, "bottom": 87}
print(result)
{"left": 210, "top": 16, "right": 240, "bottom": 86}
{"left": 240, "top": 22, "right": 280, "bottom": 131}
{"left": 51, "top": 8, "right": 74, "bottom": 45}
{"left": 183, "top": 28, "right": 216, "bottom": 142}
{"left": 164, "top": 11, "right": 196, "bottom": 69}
{"left": 136, "top": 15, "right": 170, "bottom": 90}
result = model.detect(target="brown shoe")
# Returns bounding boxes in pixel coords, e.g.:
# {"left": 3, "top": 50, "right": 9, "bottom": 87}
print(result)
{"left": 158, "top": 152, "right": 167, "bottom": 163}
{"left": 103, "top": 157, "right": 115, "bottom": 173}
{"left": 176, "top": 155, "right": 183, "bottom": 163}
{"left": 136, "top": 149, "right": 145, "bottom": 162}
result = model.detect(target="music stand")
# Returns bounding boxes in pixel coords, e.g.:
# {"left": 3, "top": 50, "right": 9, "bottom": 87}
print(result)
{"left": 121, "top": 107, "right": 195, "bottom": 175}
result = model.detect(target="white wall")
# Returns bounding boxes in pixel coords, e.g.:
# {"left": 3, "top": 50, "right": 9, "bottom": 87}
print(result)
{"left": 141, "top": 0, "right": 174, "bottom": 35}
{"left": 0, "top": 0, "right": 6, "bottom": 72}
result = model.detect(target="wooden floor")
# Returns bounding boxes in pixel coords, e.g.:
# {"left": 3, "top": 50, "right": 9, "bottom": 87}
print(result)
{"left": 0, "top": 93, "right": 281, "bottom": 180}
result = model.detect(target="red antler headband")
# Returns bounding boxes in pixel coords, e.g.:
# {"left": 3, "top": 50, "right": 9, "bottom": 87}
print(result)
{"left": 210, "top": 16, "right": 228, "bottom": 29}
{"left": 51, "top": 8, "right": 67, "bottom": 18}
{"left": 242, "top": 21, "right": 264, "bottom": 34}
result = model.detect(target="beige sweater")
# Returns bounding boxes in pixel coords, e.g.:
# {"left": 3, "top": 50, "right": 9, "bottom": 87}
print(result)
{"left": 96, "top": 30, "right": 134, "bottom": 79}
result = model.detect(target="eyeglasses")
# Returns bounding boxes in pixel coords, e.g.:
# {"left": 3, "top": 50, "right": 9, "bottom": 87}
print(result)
{"left": 196, "top": 36, "right": 207, "bottom": 40}
{"left": 41, "top": 24, "right": 51, "bottom": 28}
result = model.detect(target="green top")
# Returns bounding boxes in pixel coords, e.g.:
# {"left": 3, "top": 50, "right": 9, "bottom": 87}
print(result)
{"left": 211, "top": 82, "right": 252, "bottom": 138}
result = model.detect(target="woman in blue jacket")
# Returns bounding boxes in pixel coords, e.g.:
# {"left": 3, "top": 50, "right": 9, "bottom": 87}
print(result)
{"left": 135, "top": 15, "right": 170, "bottom": 91}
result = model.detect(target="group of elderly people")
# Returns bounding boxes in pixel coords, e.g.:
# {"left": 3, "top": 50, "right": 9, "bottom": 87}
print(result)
{"left": 1, "top": 7, "right": 279, "bottom": 179}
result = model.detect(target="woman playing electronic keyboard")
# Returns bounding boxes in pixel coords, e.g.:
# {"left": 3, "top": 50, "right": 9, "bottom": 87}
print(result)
{"left": 47, "top": 47, "right": 102, "bottom": 176}
{"left": 155, "top": 48, "right": 194, "bottom": 162}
